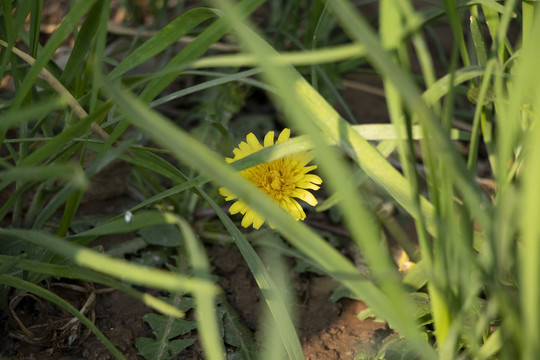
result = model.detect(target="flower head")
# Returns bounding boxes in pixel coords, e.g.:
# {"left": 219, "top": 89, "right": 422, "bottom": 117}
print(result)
{"left": 219, "top": 128, "right": 322, "bottom": 229}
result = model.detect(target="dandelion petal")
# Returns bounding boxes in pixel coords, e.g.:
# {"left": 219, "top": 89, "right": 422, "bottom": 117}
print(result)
{"left": 277, "top": 128, "right": 290, "bottom": 143}
{"left": 264, "top": 131, "right": 275, "bottom": 147}
{"left": 292, "top": 189, "right": 318, "bottom": 206}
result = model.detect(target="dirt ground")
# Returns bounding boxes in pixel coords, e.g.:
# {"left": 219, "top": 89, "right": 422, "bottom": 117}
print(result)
{"left": 1, "top": 199, "right": 391, "bottom": 360}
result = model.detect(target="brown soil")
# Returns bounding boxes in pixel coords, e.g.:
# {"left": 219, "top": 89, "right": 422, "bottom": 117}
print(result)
{"left": 2, "top": 238, "right": 389, "bottom": 360}
{"left": 1, "top": 195, "right": 391, "bottom": 360}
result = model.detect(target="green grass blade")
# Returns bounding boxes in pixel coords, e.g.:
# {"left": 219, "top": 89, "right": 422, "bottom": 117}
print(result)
{"left": 470, "top": 15, "right": 488, "bottom": 66}
{"left": 0, "top": 97, "right": 65, "bottom": 130}
{"left": 139, "top": 0, "right": 265, "bottom": 102}
{"left": 150, "top": 68, "right": 263, "bottom": 107}
{"left": 0, "top": 0, "right": 30, "bottom": 82}
{"left": 517, "top": 11, "right": 540, "bottom": 358}
{"left": 28, "top": 0, "right": 42, "bottom": 57}
{"left": 191, "top": 43, "right": 366, "bottom": 68}
{"left": 422, "top": 66, "right": 487, "bottom": 106}
{"left": 0, "top": 163, "right": 86, "bottom": 184}
{"left": 442, "top": 0, "right": 471, "bottom": 67}
{"left": 108, "top": 8, "right": 217, "bottom": 80}
{"left": 10, "top": 0, "right": 98, "bottom": 109}
{"left": 60, "top": 0, "right": 103, "bottom": 87}
{"left": 20, "top": 102, "right": 111, "bottom": 166}
{"left": 70, "top": 210, "right": 177, "bottom": 238}
{"left": 89, "top": 0, "right": 111, "bottom": 113}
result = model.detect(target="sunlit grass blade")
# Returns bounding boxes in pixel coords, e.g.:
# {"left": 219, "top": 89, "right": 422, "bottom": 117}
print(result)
{"left": 0, "top": 255, "right": 185, "bottom": 318}
{"left": 190, "top": 43, "right": 366, "bottom": 68}
{"left": 178, "top": 216, "right": 225, "bottom": 360}
{"left": 1, "top": 228, "right": 218, "bottom": 296}
{"left": 515, "top": 10, "right": 540, "bottom": 358}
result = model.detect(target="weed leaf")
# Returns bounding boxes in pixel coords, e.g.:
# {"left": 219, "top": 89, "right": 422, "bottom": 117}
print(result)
{"left": 136, "top": 312, "right": 197, "bottom": 360}
{"left": 135, "top": 337, "right": 196, "bottom": 360}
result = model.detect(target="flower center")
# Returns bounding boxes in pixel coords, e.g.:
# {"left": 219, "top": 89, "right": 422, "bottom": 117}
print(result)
{"left": 260, "top": 169, "right": 294, "bottom": 200}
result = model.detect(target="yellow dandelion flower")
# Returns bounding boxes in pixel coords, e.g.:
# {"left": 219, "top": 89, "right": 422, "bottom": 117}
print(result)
{"left": 219, "top": 128, "right": 322, "bottom": 229}
{"left": 397, "top": 250, "right": 416, "bottom": 274}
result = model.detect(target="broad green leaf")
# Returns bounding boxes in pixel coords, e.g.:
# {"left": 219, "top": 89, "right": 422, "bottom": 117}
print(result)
{"left": 136, "top": 290, "right": 197, "bottom": 360}
{"left": 139, "top": 225, "right": 183, "bottom": 247}
{"left": 143, "top": 313, "right": 197, "bottom": 339}
{"left": 219, "top": 301, "right": 257, "bottom": 359}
